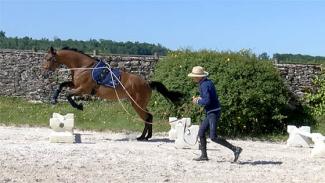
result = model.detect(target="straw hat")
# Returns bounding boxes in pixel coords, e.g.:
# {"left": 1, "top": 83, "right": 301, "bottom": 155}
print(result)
{"left": 188, "top": 66, "right": 209, "bottom": 77}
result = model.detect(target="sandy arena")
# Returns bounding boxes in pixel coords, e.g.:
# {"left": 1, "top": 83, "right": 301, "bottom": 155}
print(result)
{"left": 0, "top": 126, "right": 324, "bottom": 183}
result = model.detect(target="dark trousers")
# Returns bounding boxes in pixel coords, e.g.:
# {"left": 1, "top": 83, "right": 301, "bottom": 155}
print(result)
{"left": 198, "top": 111, "right": 220, "bottom": 139}
{"left": 198, "top": 111, "right": 235, "bottom": 152}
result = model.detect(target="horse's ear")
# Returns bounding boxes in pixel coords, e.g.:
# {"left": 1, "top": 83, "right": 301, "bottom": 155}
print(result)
{"left": 49, "top": 46, "right": 56, "bottom": 55}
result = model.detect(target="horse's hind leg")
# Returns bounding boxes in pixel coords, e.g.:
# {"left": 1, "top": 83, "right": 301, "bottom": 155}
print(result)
{"left": 138, "top": 123, "right": 149, "bottom": 141}
{"left": 145, "top": 112, "right": 153, "bottom": 139}
{"left": 130, "top": 101, "right": 153, "bottom": 141}
{"left": 137, "top": 111, "right": 153, "bottom": 141}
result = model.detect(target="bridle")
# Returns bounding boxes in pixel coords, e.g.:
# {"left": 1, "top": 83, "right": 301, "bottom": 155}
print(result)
{"left": 42, "top": 54, "right": 58, "bottom": 78}
{"left": 48, "top": 54, "right": 57, "bottom": 63}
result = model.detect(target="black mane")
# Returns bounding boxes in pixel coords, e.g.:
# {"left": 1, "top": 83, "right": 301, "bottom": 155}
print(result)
{"left": 61, "top": 47, "right": 92, "bottom": 58}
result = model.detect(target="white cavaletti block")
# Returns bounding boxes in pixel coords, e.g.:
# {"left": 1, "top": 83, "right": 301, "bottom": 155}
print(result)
{"left": 169, "top": 117, "right": 199, "bottom": 149}
{"left": 311, "top": 133, "right": 325, "bottom": 158}
{"left": 50, "top": 113, "right": 74, "bottom": 132}
{"left": 49, "top": 113, "right": 75, "bottom": 143}
{"left": 169, "top": 117, "right": 190, "bottom": 141}
{"left": 287, "top": 125, "right": 313, "bottom": 147}
{"left": 49, "top": 131, "right": 75, "bottom": 143}
{"left": 168, "top": 117, "right": 178, "bottom": 140}
{"left": 287, "top": 125, "right": 325, "bottom": 158}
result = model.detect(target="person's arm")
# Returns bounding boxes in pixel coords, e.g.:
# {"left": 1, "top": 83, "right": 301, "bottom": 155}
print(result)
{"left": 197, "top": 83, "right": 210, "bottom": 106}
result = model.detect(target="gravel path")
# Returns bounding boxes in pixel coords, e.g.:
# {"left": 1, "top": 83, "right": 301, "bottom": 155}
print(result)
{"left": 0, "top": 126, "right": 324, "bottom": 183}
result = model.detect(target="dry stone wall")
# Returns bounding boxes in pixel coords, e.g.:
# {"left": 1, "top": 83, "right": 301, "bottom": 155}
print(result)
{"left": 0, "top": 49, "right": 158, "bottom": 101}
{"left": 0, "top": 49, "right": 323, "bottom": 102}
{"left": 276, "top": 64, "right": 322, "bottom": 98}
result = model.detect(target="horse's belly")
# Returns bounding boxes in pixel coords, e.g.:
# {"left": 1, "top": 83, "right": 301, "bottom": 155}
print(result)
{"left": 96, "top": 86, "right": 128, "bottom": 100}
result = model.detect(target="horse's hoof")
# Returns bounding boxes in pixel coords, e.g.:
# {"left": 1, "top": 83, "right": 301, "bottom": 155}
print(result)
{"left": 136, "top": 136, "right": 148, "bottom": 141}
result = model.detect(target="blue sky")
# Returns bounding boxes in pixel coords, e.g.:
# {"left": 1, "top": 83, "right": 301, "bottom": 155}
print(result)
{"left": 0, "top": 0, "right": 324, "bottom": 56}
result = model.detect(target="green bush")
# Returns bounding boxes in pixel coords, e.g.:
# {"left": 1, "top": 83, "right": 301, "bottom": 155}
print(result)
{"left": 149, "top": 50, "right": 313, "bottom": 136}
{"left": 305, "top": 70, "right": 325, "bottom": 117}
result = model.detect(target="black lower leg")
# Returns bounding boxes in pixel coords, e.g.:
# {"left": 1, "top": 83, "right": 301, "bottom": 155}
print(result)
{"left": 212, "top": 137, "right": 242, "bottom": 162}
{"left": 194, "top": 136, "right": 208, "bottom": 161}
{"left": 137, "top": 124, "right": 148, "bottom": 141}
{"left": 145, "top": 113, "right": 153, "bottom": 139}
{"left": 67, "top": 95, "right": 83, "bottom": 110}
{"left": 51, "top": 89, "right": 61, "bottom": 104}
{"left": 146, "top": 124, "right": 152, "bottom": 139}
{"left": 200, "top": 137, "right": 207, "bottom": 151}
{"left": 211, "top": 137, "right": 236, "bottom": 151}
{"left": 51, "top": 81, "right": 73, "bottom": 104}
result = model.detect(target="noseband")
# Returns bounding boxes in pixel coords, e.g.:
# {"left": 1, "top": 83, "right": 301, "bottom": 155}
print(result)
{"left": 49, "top": 55, "right": 57, "bottom": 63}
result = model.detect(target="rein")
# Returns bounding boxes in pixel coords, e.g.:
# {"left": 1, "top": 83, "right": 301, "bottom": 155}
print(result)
{"left": 56, "top": 62, "right": 175, "bottom": 126}
{"left": 55, "top": 63, "right": 198, "bottom": 146}
{"left": 51, "top": 59, "right": 198, "bottom": 145}
{"left": 57, "top": 67, "right": 107, "bottom": 72}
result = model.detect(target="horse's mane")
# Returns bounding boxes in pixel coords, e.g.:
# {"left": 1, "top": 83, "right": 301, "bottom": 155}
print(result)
{"left": 61, "top": 47, "right": 92, "bottom": 58}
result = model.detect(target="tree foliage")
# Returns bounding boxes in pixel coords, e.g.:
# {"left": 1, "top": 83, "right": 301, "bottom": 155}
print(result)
{"left": 0, "top": 30, "right": 169, "bottom": 55}
{"left": 273, "top": 53, "right": 325, "bottom": 64}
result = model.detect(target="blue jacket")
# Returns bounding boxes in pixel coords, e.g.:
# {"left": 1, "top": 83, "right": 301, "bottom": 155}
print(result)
{"left": 197, "top": 78, "right": 221, "bottom": 114}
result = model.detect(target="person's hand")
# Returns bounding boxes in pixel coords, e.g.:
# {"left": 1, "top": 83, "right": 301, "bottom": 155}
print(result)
{"left": 192, "top": 96, "right": 201, "bottom": 104}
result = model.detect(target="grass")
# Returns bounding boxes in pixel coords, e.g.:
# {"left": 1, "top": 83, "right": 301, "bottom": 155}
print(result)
{"left": 1, "top": 96, "right": 324, "bottom": 140}
{"left": 0, "top": 96, "right": 170, "bottom": 132}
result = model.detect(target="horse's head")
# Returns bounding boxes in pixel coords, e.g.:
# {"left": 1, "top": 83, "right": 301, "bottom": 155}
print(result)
{"left": 43, "top": 46, "right": 60, "bottom": 72}
{"left": 42, "top": 47, "right": 61, "bottom": 78}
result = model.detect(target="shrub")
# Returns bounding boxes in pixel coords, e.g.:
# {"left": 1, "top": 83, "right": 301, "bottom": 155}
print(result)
{"left": 305, "top": 69, "right": 325, "bottom": 117}
{"left": 149, "top": 50, "right": 313, "bottom": 136}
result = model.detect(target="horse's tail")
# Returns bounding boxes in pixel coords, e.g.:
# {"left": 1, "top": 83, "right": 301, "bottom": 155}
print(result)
{"left": 149, "top": 81, "right": 184, "bottom": 105}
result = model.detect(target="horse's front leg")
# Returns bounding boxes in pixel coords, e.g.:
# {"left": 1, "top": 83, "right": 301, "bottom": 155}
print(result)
{"left": 66, "top": 87, "right": 84, "bottom": 111}
{"left": 51, "top": 81, "right": 74, "bottom": 104}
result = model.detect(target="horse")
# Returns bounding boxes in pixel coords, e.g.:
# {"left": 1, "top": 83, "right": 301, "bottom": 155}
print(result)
{"left": 42, "top": 47, "right": 183, "bottom": 141}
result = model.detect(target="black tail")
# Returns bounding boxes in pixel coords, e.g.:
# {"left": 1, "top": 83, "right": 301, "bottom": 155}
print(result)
{"left": 149, "top": 81, "right": 184, "bottom": 105}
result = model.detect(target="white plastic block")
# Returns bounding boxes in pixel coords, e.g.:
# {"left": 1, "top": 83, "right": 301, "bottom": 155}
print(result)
{"left": 168, "top": 117, "right": 199, "bottom": 149}
{"left": 311, "top": 133, "right": 325, "bottom": 158}
{"left": 50, "top": 113, "right": 74, "bottom": 132}
{"left": 287, "top": 125, "right": 325, "bottom": 158}
{"left": 311, "top": 143, "right": 325, "bottom": 158}
{"left": 168, "top": 117, "right": 178, "bottom": 140}
{"left": 286, "top": 125, "right": 313, "bottom": 147}
{"left": 49, "top": 131, "right": 75, "bottom": 143}
{"left": 49, "top": 113, "right": 75, "bottom": 143}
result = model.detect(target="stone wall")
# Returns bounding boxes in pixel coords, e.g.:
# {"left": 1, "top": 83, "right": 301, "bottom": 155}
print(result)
{"left": 0, "top": 49, "right": 158, "bottom": 101}
{"left": 0, "top": 49, "right": 323, "bottom": 102}
{"left": 276, "top": 64, "right": 322, "bottom": 98}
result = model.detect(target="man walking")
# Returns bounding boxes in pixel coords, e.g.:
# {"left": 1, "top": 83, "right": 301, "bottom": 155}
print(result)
{"left": 188, "top": 66, "right": 242, "bottom": 162}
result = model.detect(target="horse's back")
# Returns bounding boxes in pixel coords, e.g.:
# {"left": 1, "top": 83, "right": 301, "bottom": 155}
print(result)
{"left": 121, "top": 71, "right": 150, "bottom": 89}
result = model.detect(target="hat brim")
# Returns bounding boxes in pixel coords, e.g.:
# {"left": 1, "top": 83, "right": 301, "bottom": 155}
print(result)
{"left": 187, "top": 71, "right": 209, "bottom": 77}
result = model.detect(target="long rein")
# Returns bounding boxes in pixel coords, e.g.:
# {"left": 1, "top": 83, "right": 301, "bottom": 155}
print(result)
{"left": 58, "top": 63, "right": 174, "bottom": 125}
{"left": 59, "top": 64, "right": 198, "bottom": 146}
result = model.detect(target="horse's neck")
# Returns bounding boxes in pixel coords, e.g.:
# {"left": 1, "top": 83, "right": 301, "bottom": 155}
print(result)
{"left": 57, "top": 51, "right": 94, "bottom": 68}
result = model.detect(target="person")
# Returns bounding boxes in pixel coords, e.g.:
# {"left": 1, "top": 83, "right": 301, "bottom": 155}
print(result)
{"left": 188, "top": 66, "right": 242, "bottom": 162}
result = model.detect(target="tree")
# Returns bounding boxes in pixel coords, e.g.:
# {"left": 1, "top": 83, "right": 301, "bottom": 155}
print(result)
{"left": 0, "top": 30, "right": 5, "bottom": 38}
{"left": 273, "top": 53, "right": 325, "bottom": 64}
{"left": 0, "top": 33, "right": 170, "bottom": 55}
{"left": 258, "top": 52, "right": 270, "bottom": 60}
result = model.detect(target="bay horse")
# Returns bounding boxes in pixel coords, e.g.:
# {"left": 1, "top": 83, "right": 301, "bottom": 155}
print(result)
{"left": 42, "top": 47, "right": 183, "bottom": 141}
